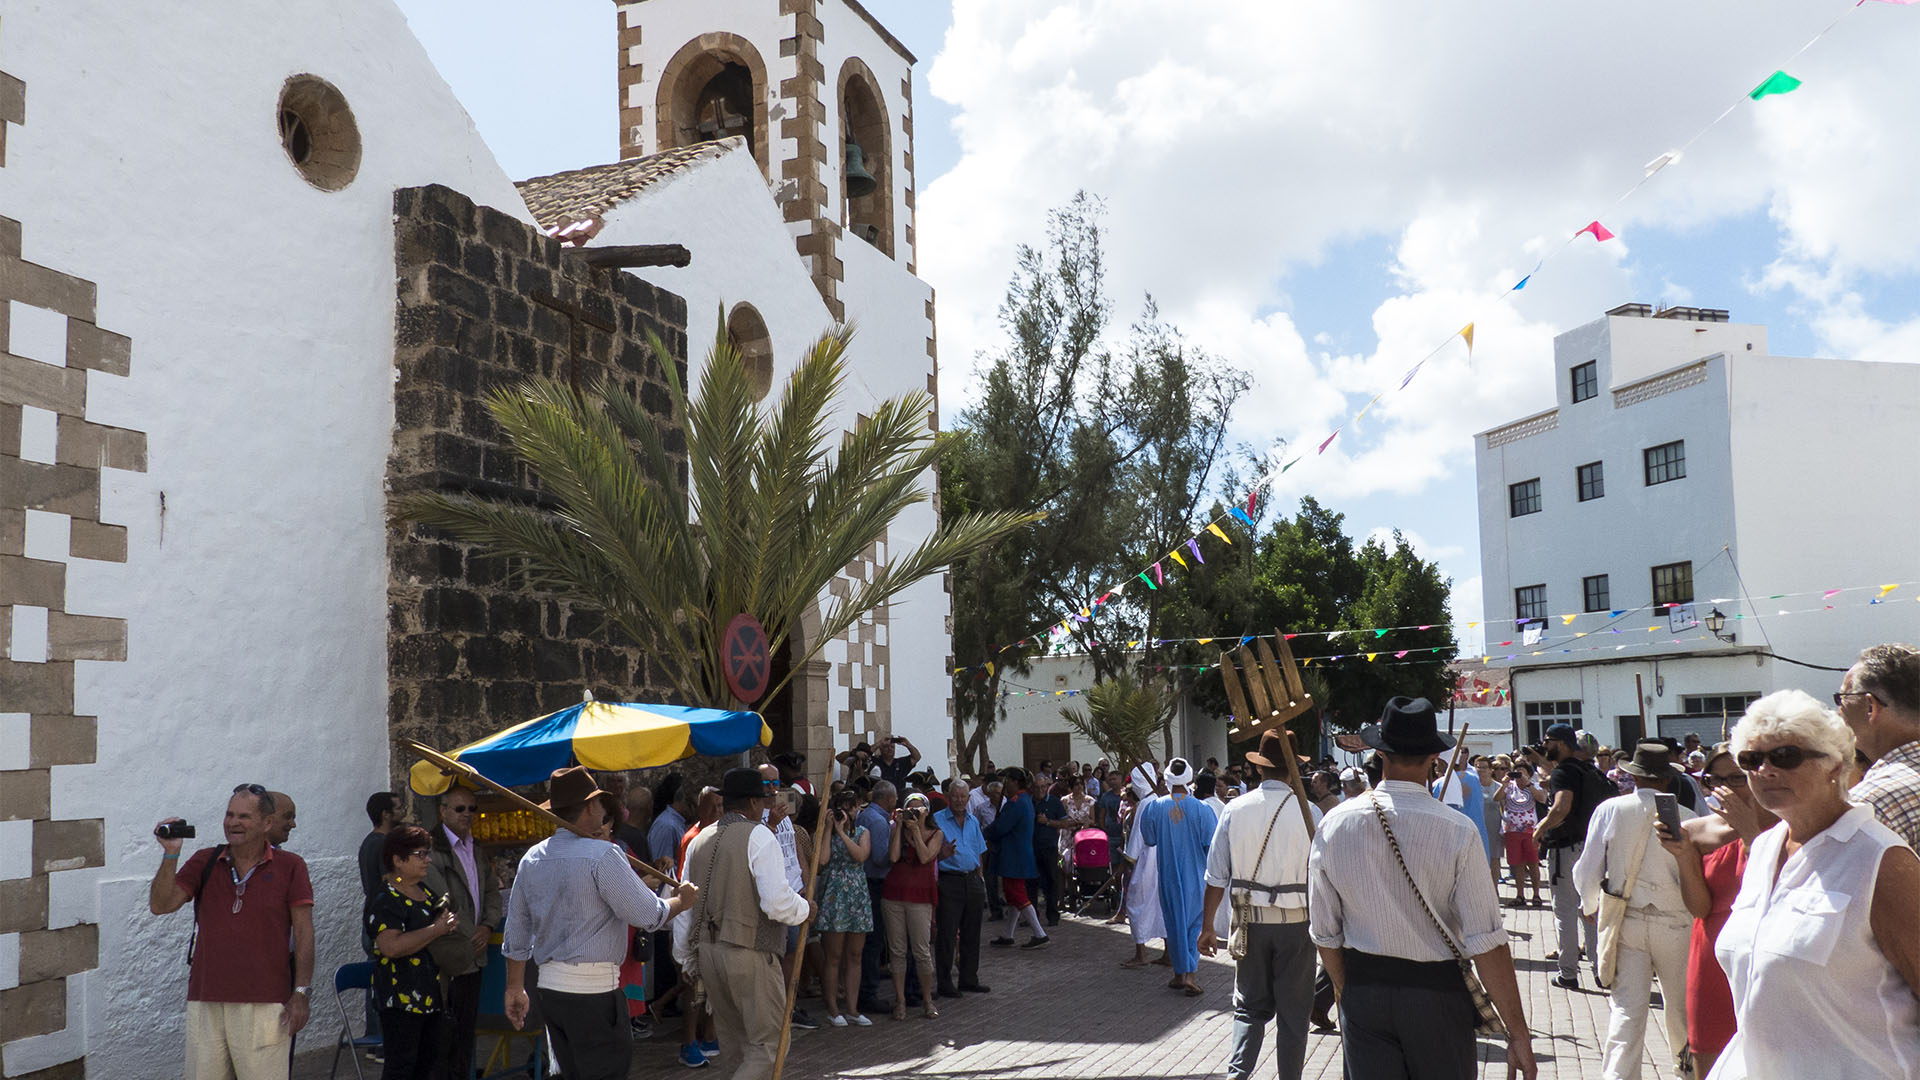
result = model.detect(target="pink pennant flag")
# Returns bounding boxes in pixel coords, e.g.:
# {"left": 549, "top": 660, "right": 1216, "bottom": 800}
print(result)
{"left": 1394, "top": 650, "right": 1409, "bottom": 659}
{"left": 1152, "top": 561, "right": 1164, "bottom": 585}
{"left": 1576, "top": 220, "right": 1616, "bottom": 243}
{"left": 1823, "top": 588, "right": 1842, "bottom": 598}
{"left": 1318, "top": 429, "right": 1340, "bottom": 454}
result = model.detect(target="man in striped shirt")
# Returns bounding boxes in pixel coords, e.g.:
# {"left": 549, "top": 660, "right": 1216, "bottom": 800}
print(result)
{"left": 1308, "top": 698, "right": 1536, "bottom": 1080}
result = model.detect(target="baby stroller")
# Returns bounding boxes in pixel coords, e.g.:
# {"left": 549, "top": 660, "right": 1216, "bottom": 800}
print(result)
{"left": 1066, "top": 827, "right": 1116, "bottom": 916}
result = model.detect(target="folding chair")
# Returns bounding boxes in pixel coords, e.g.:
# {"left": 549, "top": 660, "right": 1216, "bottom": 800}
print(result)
{"left": 329, "top": 962, "right": 382, "bottom": 1080}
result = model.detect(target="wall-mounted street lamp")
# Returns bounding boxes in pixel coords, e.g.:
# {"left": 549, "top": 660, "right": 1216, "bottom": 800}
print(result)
{"left": 1704, "top": 607, "right": 1737, "bottom": 644}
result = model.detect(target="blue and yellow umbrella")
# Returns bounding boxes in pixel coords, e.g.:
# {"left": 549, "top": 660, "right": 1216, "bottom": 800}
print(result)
{"left": 408, "top": 700, "right": 772, "bottom": 796}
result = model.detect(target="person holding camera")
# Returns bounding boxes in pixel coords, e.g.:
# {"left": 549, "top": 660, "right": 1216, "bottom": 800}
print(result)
{"left": 150, "top": 785, "right": 315, "bottom": 1080}
{"left": 365, "top": 825, "right": 460, "bottom": 1078}
{"left": 814, "top": 788, "right": 875, "bottom": 1025}
{"left": 882, "top": 792, "right": 948, "bottom": 1020}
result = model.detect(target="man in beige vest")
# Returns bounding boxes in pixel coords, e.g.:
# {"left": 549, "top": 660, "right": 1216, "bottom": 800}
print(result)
{"left": 683, "top": 767, "right": 812, "bottom": 1080}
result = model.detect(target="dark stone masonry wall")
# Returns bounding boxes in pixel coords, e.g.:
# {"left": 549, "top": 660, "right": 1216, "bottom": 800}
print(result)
{"left": 386, "top": 184, "right": 689, "bottom": 789}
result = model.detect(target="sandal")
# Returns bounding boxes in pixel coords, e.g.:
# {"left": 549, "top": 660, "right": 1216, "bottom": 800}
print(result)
{"left": 892, "top": 1005, "right": 908, "bottom": 1022}
{"left": 923, "top": 1003, "right": 940, "bottom": 1020}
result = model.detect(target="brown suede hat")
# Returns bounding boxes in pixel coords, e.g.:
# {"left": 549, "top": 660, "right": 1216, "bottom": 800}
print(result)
{"left": 1245, "top": 729, "right": 1287, "bottom": 769}
{"left": 541, "top": 766, "right": 608, "bottom": 814}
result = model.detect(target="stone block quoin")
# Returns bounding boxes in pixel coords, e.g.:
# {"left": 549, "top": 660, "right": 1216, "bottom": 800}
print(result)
{"left": 0, "top": 57, "right": 146, "bottom": 1071}
{"left": 387, "top": 184, "right": 693, "bottom": 791}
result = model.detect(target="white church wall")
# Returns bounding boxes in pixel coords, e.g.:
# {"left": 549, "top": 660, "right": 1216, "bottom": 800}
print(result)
{"left": 613, "top": 1, "right": 800, "bottom": 166}
{"left": 0, "top": 3, "right": 530, "bottom": 1074}
{"left": 815, "top": 3, "right": 918, "bottom": 268}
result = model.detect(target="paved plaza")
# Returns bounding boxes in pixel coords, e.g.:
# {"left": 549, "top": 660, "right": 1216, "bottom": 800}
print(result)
{"left": 302, "top": 899, "right": 1683, "bottom": 1079}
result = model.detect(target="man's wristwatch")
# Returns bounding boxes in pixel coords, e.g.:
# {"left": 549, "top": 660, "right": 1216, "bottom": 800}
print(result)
{"left": 292, "top": 986, "right": 309, "bottom": 997}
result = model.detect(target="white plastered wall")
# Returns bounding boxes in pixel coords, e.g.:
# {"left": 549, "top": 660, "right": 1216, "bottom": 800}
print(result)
{"left": 0, "top": 3, "right": 530, "bottom": 1074}
{"left": 614, "top": 1, "right": 799, "bottom": 165}
{"left": 816, "top": 1, "right": 918, "bottom": 267}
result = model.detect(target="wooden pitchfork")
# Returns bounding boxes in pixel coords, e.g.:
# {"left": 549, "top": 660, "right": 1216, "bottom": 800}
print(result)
{"left": 1218, "top": 631, "right": 1318, "bottom": 838}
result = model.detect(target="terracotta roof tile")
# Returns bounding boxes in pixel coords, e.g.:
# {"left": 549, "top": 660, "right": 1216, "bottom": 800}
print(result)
{"left": 515, "top": 138, "right": 741, "bottom": 231}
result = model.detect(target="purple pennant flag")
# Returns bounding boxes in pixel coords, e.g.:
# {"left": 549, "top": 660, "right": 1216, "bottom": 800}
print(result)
{"left": 1188, "top": 538, "right": 1204, "bottom": 564}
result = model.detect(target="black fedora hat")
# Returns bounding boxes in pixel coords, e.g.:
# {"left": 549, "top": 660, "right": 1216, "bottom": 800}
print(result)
{"left": 1360, "top": 697, "right": 1455, "bottom": 756}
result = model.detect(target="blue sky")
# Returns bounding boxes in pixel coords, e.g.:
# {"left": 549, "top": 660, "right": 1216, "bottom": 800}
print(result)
{"left": 395, "top": 0, "right": 1920, "bottom": 653}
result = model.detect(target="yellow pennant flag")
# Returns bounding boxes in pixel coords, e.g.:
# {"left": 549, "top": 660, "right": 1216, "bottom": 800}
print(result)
{"left": 986, "top": 662, "right": 995, "bottom": 677}
{"left": 1561, "top": 614, "right": 1578, "bottom": 625}
{"left": 1198, "top": 637, "right": 1213, "bottom": 645}
{"left": 1366, "top": 652, "right": 1378, "bottom": 661}
{"left": 1207, "top": 523, "right": 1232, "bottom": 545}
{"left": 1467, "top": 621, "right": 1480, "bottom": 630}
{"left": 1170, "top": 550, "right": 1188, "bottom": 569}
{"left": 1881, "top": 584, "right": 1900, "bottom": 597}
{"left": 1460, "top": 322, "right": 1475, "bottom": 354}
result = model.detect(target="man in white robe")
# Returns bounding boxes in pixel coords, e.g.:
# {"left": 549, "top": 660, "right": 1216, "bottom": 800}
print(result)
{"left": 1122, "top": 762, "right": 1166, "bottom": 967}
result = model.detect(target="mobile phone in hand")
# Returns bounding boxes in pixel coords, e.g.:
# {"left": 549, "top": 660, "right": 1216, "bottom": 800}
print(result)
{"left": 1654, "top": 792, "right": 1681, "bottom": 839}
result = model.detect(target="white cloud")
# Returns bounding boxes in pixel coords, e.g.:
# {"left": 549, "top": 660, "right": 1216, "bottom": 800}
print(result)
{"left": 919, "top": 0, "right": 1920, "bottom": 510}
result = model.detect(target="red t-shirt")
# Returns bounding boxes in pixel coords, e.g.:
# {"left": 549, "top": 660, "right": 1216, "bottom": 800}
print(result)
{"left": 176, "top": 846, "right": 314, "bottom": 1003}
{"left": 881, "top": 844, "right": 938, "bottom": 905}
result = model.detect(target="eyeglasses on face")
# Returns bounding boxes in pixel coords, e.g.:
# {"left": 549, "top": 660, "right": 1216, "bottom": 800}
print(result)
{"left": 1735, "top": 746, "right": 1828, "bottom": 772}
{"left": 444, "top": 804, "right": 477, "bottom": 814}
{"left": 1701, "top": 770, "right": 1747, "bottom": 789}
{"left": 400, "top": 850, "right": 433, "bottom": 862}
{"left": 1833, "top": 690, "right": 1882, "bottom": 708}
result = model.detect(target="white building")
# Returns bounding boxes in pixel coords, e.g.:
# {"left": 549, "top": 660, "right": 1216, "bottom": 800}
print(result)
{"left": 983, "top": 655, "right": 1230, "bottom": 775}
{"left": 1474, "top": 303, "right": 1920, "bottom": 750}
{"left": 0, "top": 1, "right": 950, "bottom": 1074}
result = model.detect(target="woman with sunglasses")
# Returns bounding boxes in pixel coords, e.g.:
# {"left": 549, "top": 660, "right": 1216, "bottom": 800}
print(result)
{"left": 1653, "top": 745, "right": 1777, "bottom": 1080}
{"left": 1707, "top": 690, "right": 1920, "bottom": 1079}
{"left": 366, "top": 825, "right": 461, "bottom": 1079}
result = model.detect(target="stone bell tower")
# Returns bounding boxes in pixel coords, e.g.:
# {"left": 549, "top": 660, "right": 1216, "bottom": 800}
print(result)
{"left": 611, "top": 0, "right": 921, "bottom": 318}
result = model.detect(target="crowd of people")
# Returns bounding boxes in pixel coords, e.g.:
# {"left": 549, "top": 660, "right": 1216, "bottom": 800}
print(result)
{"left": 145, "top": 643, "right": 1920, "bottom": 1080}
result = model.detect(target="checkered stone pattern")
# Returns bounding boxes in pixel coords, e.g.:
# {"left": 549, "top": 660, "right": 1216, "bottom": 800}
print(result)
{"left": 0, "top": 66, "right": 146, "bottom": 1078}
{"left": 831, "top": 535, "right": 891, "bottom": 747}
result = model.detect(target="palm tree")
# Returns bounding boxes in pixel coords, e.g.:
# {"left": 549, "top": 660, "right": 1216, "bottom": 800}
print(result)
{"left": 1059, "top": 671, "right": 1173, "bottom": 767}
{"left": 399, "top": 318, "right": 1041, "bottom": 710}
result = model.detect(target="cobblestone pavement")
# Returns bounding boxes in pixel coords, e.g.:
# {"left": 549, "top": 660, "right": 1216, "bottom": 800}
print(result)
{"left": 304, "top": 898, "right": 1683, "bottom": 1079}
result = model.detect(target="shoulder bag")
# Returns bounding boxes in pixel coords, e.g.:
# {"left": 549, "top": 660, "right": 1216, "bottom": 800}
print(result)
{"left": 1368, "top": 793, "right": 1507, "bottom": 1037}
{"left": 1228, "top": 792, "right": 1298, "bottom": 960}
{"left": 1593, "top": 810, "right": 1653, "bottom": 990}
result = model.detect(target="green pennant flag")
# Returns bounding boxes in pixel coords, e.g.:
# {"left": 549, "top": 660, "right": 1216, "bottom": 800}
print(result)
{"left": 1749, "top": 70, "right": 1802, "bottom": 100}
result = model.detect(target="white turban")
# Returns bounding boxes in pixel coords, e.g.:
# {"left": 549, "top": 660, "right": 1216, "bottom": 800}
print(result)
{"left": 1164, "top": 757, "right": 1195, "bottom": 789}
{"left": 1130, "top": 762, "right": 1159, "bottom": 799}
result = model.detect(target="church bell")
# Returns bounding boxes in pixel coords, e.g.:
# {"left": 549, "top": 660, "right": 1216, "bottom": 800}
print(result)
{"left": 843, "top": 139, "right": 878, "bottom": 198}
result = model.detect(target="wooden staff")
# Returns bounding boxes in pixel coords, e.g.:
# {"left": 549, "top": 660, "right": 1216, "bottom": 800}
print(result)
{"left": 401, "top": 739, "right": 682, "bottom": 888}
{"left": 1438, "top": 724, "right": 1473, "bottom": 801}
{"left": 771, "top": 760, "right": 833, "bottom": 1080}
{"left": 1252, "top": 635, "right": 1318, "bottom": 839}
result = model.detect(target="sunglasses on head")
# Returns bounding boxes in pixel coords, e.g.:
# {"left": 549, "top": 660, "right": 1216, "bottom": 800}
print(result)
{"left": 1735, "top": 746, "right": 1827, "bottom": 771}
{"left": 233, "top": 783, "right": 266, "bottom": 796}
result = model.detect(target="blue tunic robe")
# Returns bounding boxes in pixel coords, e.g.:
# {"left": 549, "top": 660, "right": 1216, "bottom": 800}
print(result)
{"left": 1140, "top": 792, "right": 1217, "bottom": 975}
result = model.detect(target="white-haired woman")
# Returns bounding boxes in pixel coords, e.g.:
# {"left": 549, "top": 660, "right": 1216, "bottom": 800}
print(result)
{"left": 1708, "top": 690, "right": 1920, "bottom": 1079}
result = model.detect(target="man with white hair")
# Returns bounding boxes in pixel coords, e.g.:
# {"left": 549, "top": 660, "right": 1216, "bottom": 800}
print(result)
{"left": 1121, "top": 762, "right": 1167, "bottom": 968}
{"left": 1338, "top": 767, "right": 1368, "bottom": 801}
{"left": 1839, "top": 642, "right": 1920, "bottom": 849}
{"left": 1141, "top": 757, "right": 1219, "bottom": 996}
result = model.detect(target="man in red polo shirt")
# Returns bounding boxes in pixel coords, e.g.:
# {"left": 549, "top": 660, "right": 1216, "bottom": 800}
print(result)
{"left": 151, "top": 784, "right": 315, "bottom": 1080}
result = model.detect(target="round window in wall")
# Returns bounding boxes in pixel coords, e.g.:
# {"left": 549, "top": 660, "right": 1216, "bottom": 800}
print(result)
{"left": 276, "top": 74, "right": 361, "bottom": 191}
{"left": 727, "top": 302, "right": 775, "bottom": 402}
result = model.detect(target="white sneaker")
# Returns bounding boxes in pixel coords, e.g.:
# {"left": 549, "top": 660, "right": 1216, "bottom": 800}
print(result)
{"left": 849, "top": 1014, "right": 872, "bottom": 1027}
{"left": 828, "top": 1014, "right": 848, "bottom": 1028}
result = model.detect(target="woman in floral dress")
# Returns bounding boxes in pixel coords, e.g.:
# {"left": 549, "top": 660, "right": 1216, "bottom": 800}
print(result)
{"left": 364, "top": 825, "right": 460, "bottom": 1079}
{"left": 814, "top": 790, "right": 873, "bottom": 1026}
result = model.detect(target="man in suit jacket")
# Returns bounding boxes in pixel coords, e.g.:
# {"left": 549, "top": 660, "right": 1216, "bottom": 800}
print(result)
{"left": 983, "top": 768, "right": 1049, "bottom": 949}
{"left": 425, "top": 787, "right": 503, "bottom": 1080}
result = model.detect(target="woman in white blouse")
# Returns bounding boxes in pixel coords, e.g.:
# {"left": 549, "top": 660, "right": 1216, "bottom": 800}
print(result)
{"left": 1708, "top": 690, "right": 1920, "bottom": 1079}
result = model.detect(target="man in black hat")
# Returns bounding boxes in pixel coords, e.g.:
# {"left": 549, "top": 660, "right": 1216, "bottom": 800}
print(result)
{"left": 1532, "top": 722, "right": 1613, "bottom": 989}
{"left": 1307, "top": 698, "right": 1535, "bottom": 1080}
{"left": 1198, "top": 728, "right": 1320, "bottom": 1080}
{"left": 682, "top": 767, "right": 812, "bottom": 1080}
{"left": 1573, "top": 741, "right": 1699, "bottom": 1080}
{"left": 504, "top": 767, "right": 697, "bottom": 1080}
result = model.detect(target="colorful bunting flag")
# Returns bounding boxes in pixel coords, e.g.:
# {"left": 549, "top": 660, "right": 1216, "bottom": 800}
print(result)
{"left": 1170, "top": 549, "right": 1188, "bottom": 569}
{"left": 1561, "top": 614, "right": 1578, "bottom": 625}
{"left": 1318, "top": 429, "right": 1340, "bottom": 454}
{"left": 1207, "top": 523, "right": 1232, "bottom": 545}
{"left": 1576, "top": 220, "right": 1616, "bottom": 243}
{"left": 1231, "top": 506, "right": 1256, "bottom": 529}
{"left": 1137, "top": 571, "right": 1156, "bottom": 591}
{"left": 1749, "top": 70, "right": 1802, "bottom": 100}
{"left": 1459, "top": 322, "right": 1475, "bottom": 356}
{"left": 1188, "top": 538, "right": 1205, "bottom": 564}
{"left": 1644, "top": 150, "right": 1682, "bottom": 178}
{"left": 1399, "top": 362, "right": 1424, "bottom": 390}
{"left": 1246, "top": 490, "right": 1258, "bottom": 514}
{"left": 1512, "top": 275, "right": 1531, "bottom": 291}
{"left": 1152, "top": 561, "right": 1164, "bottom": 585}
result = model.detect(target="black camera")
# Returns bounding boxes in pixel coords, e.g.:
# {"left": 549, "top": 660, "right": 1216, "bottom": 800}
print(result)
{"left": 155, "top": 822, "right": 196, "bottom": 840}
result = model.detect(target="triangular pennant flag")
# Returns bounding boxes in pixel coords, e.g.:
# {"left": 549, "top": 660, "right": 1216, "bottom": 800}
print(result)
{"left": 1366, "top": 653, "right": 1377, "bottom": 662}
{"left": 1749, "top": 70, "right": 1802, "bottom": 100}
{"left": 1561, "top": 614, "right": 1578, "bottom": 625}
{"left": 1246, "top": 490, "right": 1258, "bottom": 514}
{"left": 1281, "top": 456, "right": 1300, "bottom": 473}
{"left": 1318, "top": 429, "right": 1340, "bottom": 454}
{"left": 1576, "top": 220, "right": 1616, "bottom": 243}
{"left": 1395, "top": 650, "right": 1408, "bottom": 659}
{"left": 1198, "top": 637, "right": 1212, "bottom": 645}
{"left": 1644, "top": 150, "right": 1682, "bottom": 178}
{"left": 1459, "top": 322, "right": 1475, "bottom": 354}
{"left": 985, "top": 662, "right": 995, "bottom": 677}
{"left": 1356, "top": 393, "right": 1382, "bottom": 421}
{"left": 1137, "top": 571, "right": 1157, "bottom": 591}
{"left": 1188, "top": 538, "right": 1204, "bottom": 564}
{"left": 1151, "top": 561, "right": 1164, "bottom": 585}
{"left": 1169, "top": 549, "right": 1188, "bottom": 569}
{"left": 1399, "top": 361, "right": 1424, "bottom": 390}
{"left": 1231, "top": 506, "right": 1256, "bottom": 529}
{"left": 1374, "top": 628, "right": 1389, "bottom": 639}
{"left": 1879, "top": 584, "right": 1899, "bottom": 597}
{"left": 1206, "top": 523, "right": 1232, "bottom": 545}
{"left": 1512, "top": 275, "right": 1531, "bottom": 291}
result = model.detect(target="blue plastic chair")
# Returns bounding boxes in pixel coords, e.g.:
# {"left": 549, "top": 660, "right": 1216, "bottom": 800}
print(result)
{"left": 329, "top": 962, "right": 382, "bottom": 1080}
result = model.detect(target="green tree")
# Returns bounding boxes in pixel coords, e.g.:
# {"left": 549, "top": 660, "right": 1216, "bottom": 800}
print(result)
{"left": 401, "top": 321, "right": 1040, "bottom": 710}
{"left": 1058, "top": 671, "right": 1172, "bottom": 767}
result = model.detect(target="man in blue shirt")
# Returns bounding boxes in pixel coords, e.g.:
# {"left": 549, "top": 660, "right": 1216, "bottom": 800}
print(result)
{"left": 984, "top": 768, "right": 1049, "bottom": 948}
{"left": 1033, "top": 781, "right": 1070, "bottom": 926}
{"left": 855, "top": 781, "right": 897, "bottom": 1012}
{"left": 933, "top": 778, "right": 990, "bottom": 996}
